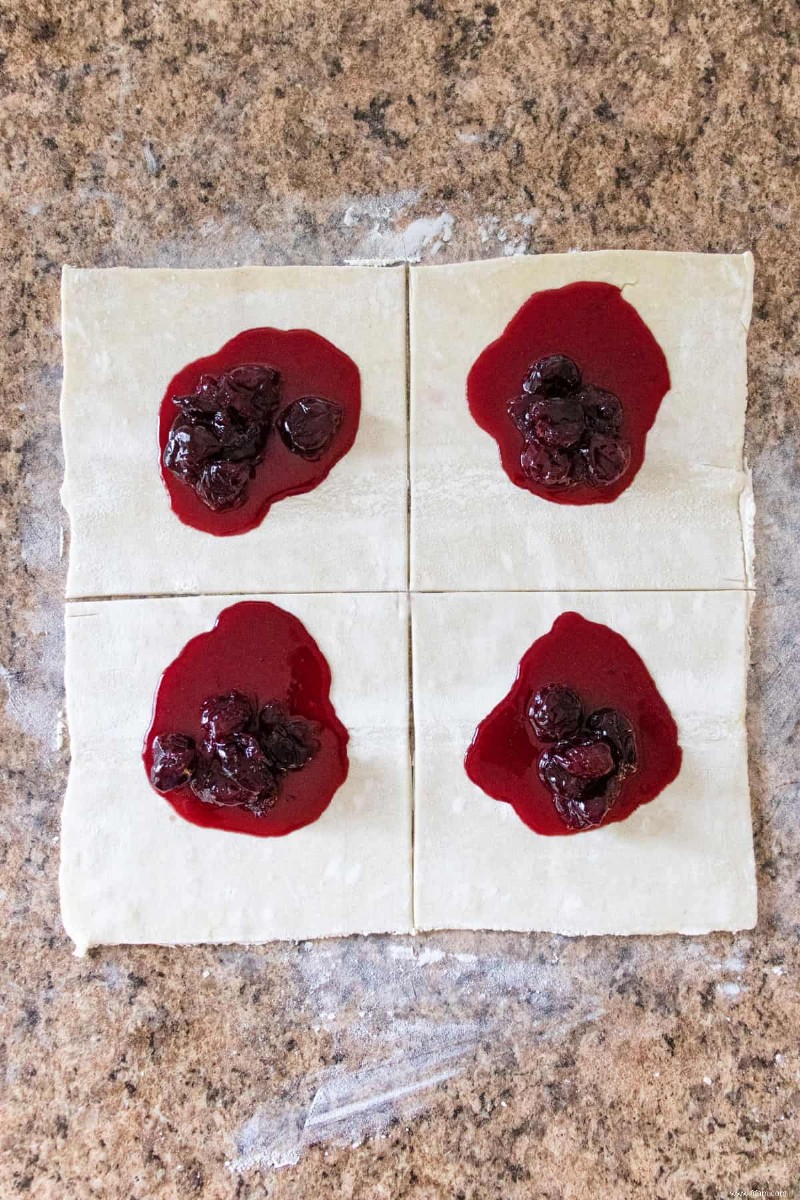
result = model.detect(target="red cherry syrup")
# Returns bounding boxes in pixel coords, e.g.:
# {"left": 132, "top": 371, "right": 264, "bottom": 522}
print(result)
{"left": 467, "top": 282, "right": 671, "bottom": 504}
{"left": 465, "top": 612, "right": 682, "bottom": 835}
{"left": 143, "top": 601, "right": 349, "bottom": 837}
{"left": 159, "top": 328, "right": 360, "bottom": 535}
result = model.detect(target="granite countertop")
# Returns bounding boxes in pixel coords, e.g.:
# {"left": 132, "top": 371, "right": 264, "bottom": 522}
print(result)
{"left": 2, "top": 3, "right": 799, "bottom": 1196}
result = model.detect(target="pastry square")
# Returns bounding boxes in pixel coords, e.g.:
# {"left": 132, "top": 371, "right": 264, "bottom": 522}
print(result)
{"left": 60, "top": 592, "right": 412, "bottom": 951}
{"left": 412, "top": 590, "right": 756, "bottom": 935}
{"left": 61, "top": 266, "right": 407, "bottom": 598}
{"left": 410, "top": 252, "right": 754, "bottom": 592}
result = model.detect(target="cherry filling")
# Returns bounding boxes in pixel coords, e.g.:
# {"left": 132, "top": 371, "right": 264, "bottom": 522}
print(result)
{"left": 465, "top": 612, "right": 682, "bottom": 836}
{"left": 529, "top": 684, "right": 636, "bottom": 830}
{"left": 506, "top": 354, "right": 633, "bottom": 492}
{"left": 467, "top": 282, "right": 671, "bottom": 505}
{"left": 159, "top": 328, "right": 361, "bottom": 536}
{"left": 278, "top": 397, "right": 343, "bottom": 460}
{"left": 143, "top": 601, "right": 349, "bottom": 837}
{"left": 151, "top": 692, "right": 320, "bottom": 819}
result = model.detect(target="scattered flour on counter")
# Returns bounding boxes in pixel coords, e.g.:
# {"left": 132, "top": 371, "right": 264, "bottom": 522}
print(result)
{"left": 55, "top": 709, "right": 67, "bottom": 752}
{"left": 415, "top": 947, "right": 445, "bottom": 966}
{"left": 3, "top": 413, "right": 67, "bottom": 751}
{"left": 125, "top": 188, "right": 456, "bottom": 269}
{"left": 340, "top": 188, "right": 423, "bottom": 228}
{"left": 228, "top": 939, "right": 612, "bottom": 1175}
{"left": 0, "top": 599, "right": 65, "bottom": 750}
{"left": 708, "top": 954, "right": 748, "bottom": 974}
{"left": 142, "top": 140, "right": 162, "bottom": 176}
{"left": 477, "top": 211, "right": 538, "bottom": 257}
{"left": 229, "top": 1024, "right": 480, "bottom": 1172}
{"left": 340, "top": 196, "right": 454, "bottom": 265}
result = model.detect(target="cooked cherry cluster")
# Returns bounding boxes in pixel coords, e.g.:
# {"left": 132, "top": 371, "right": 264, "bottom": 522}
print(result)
{"left": 150, "top": 691, "right": 320, "bottom": 816}
{"left": 163, "top": 363, "right": 344, "bottom": 512}
{"left": 528, "top": 683, "right": 638, "bottom": 830}
{"left": 508, "top": 354, "right": 631, "bottom": 491}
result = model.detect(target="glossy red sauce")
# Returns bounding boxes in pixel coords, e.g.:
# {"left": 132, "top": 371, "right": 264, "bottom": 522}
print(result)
{"left": 467, "top": 282, "right": 671, "bottom": 504}
{"left": 143, "top": 601, "right": 349, "bottom": 837}
{"left": 465, "top": 611, "right": 682, "bottom": 835}
{"left": 159, "top": 328, "right": 360, "bottom": 535}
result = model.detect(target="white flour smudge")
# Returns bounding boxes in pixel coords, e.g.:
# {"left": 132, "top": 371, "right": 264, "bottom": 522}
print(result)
{"left": 0, "top": 600, "right": 65, "bottom": 749}
{"left": 478, "top": 211, "right": 538, "bottom": 256}
{"left": 229, "top": 1024, "right": 479, "bottom": 1172}
{"left": 3, "top": 404, "right": 66, "bottom": 750}
{"left": 341, "top": 193, "right": 455, "bottom": 265}
{"left": 340, "top": 188, "right": 423, "bottom": 227}
{"left": 708, "top": 954, "right": 748, "bottom": 974}
{"left": 142, "top": 140, "right": 162, "bottom": 176}
{"left": 227, "top": 940, "right": 612, "bottom": 1175}
{"left": 95, "top": 188, "right": 456, "bottom": 270}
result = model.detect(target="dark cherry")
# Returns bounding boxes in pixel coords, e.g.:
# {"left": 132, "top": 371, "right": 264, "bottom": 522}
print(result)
{"left": 195, "top": 460, "right": 251, "bottom": 511}
{"left": 200, "top": 691, "right": 254, "bottom": 744}
{"left": 150, "top": 733, "right": 197, "bottom": 792}
{"left": 278, "top": 396, "right": 343, "bottom": 460}
{"left": 529, "top": 396, "right": 585, "bottom": 449}
{"left": 212, "top": 409, "right": 268, "bottom": 462}
{"left": 243, "top": 793, "right": 278, "bottom": 818}
{"left": 259, "top": 701, "right": 320, "bottom": 772}
{"left": 216, "top": 734, "right": 277, "bottom": 799}
{"left": 164, "top": 363, "right": 280, "bottom": 513}
{"left": 585, "top": 708, "right": 638, "bottom": 775}
{"left": 537, "top": 748, "right": 589, "bottom": 803}
{"left": 218, "top": 364, "right": 281, "bottom": 422}
{"left": 174, "top": 376, "right": 225, "bottom": 419}
{"left": 163, "top": 418, "right": 221, "bottom": 485}
{"left": 553, "top": 738, "right": 615, "bottom": 780}
{"left": 581, "top": 433, "right": 631, "bottom": 488}
{"left": 507, "top": 395, "right": 537, "bottom": 439}
{"left": 538, "top": 749, "right": 620, "bottom": 827}
{"left": 528, "top": 684, "right": 583, "bottom": 742}
{"left": 174, "top": 368, "right": 278, "bottom": 427}
{"left": 191, "top": 754, "right": 265, "bottom": 810}
{"left": 581, "top": 385, "right": 624, "bottom": 434}
{"left": 520, "top": 440, "right": 576, "bottom": 490}
{"left": 537, "top": 748, "right": 618, "bottom": 825}
{"left": 552, "top": 774, "right": 621, "bottom": 831}
{"left": 523, "top": 354, "right": 582, "bottom": 397}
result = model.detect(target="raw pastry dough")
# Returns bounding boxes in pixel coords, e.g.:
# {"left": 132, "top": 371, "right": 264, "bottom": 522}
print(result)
{"left": 412, "top": 590, "right": 756, "bottom": 935}
{"left": 59, "top": 255, "right": 758, "bottom": 947}
{"left": 60, "top": 593, "right": 412, "bottom": 952}
{"left": 410, "top": 252, "right": 754, "bottom": 592}
{"left": 61, "top": 266, "right": 407, "bottom": 598}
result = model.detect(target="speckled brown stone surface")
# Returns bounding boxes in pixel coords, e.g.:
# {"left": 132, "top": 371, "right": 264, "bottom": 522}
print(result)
{"left": 2, "top": 2, "right": 799, "bottom": 1196}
